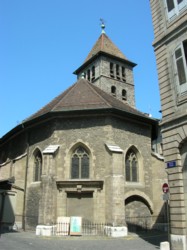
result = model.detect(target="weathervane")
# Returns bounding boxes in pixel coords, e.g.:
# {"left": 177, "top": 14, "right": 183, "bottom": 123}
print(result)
{"left": 100, "top": 18, "right": 106, "bottom": 34}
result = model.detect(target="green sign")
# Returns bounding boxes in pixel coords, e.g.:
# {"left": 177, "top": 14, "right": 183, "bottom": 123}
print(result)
{"left": 70, "top": 217, "right": 82, "bottom": 235}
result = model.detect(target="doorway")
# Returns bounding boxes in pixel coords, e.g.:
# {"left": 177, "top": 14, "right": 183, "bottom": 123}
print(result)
{"left": 67, "top": 192, "right": 93, "bottom": 222}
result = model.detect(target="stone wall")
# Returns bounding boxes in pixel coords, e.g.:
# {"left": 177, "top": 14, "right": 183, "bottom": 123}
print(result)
{"left": 0, "top": 113, "right": 165, "bottom": 229}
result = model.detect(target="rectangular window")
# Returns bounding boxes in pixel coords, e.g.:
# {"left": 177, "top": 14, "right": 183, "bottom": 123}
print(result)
{"left": 174, "top": 41, "right": 187, "bottom": 93}
{"left": 166, "top": 0, "right": 176, "bottom": 18}
{"left": 167, "top": 0, "right": 175, "bottom": 11}
{"left": 165, "top": 0, "right": 187, "bottom": 19}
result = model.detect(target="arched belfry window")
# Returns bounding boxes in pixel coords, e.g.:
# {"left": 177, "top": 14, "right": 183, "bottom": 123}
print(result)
{"left": 91, "top": 66, "right": 95, "bottom": 81}
{"left": 71, "top": 146, "right": 89, "bottom": 179}
{"left": 111, "top": 86, "right": 116, "bottom": 97}
{"left": 34, "top": 150, "right": 42, "bottom": 182}
{"left": 125, "top": 148, "right": 138, "bottom": 182}
{"left": 122, "top": 89, "right": 127, "bottom": 100}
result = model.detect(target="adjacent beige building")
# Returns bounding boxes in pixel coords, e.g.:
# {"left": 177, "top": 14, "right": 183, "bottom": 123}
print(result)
{"left": 0, "top": 26, "right": 166, "bottom": 233}
{"left": 150, "top": 0, "right": 187, "bottom": 249}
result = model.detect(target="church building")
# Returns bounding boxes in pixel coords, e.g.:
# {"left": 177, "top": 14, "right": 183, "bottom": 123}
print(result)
{"left": 0, "top": 24, "right": 166, "bottom": 231}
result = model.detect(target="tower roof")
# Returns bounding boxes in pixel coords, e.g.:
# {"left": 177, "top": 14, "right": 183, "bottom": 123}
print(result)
{"left": 74, "top": 32, "right": 136, "bottom": 75}
{"left": 84, "top": 33, "right": 128, "bottom": 63}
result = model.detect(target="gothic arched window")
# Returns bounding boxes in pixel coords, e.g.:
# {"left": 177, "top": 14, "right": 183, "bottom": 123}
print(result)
{"left": 125, "top": 149, "right": 138, "bottom": 182}
{"left": 71, "top": 146, "right": 89, "bottom": 179}
{"left": 34, "top": 150, "right": 42, "bottom": 182}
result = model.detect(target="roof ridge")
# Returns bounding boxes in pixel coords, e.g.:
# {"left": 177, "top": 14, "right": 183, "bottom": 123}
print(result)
{"left": 51, "top": 81, "right": 77, "bottom": 111}
{"left": 90, "top": 83, "right": 150, "bottom": 118}
{"left": 82, "top": 79, "right": 113, "bottom": 108}
{"left": 24, "top": 83, "right": 76, "bottom": 122}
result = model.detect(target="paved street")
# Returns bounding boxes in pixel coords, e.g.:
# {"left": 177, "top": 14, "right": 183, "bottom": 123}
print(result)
{"left": 0, "top": 231, "right": 168, "bottom": 250}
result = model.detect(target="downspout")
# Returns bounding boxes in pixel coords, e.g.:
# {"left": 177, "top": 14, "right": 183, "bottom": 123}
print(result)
{"left": 22, "top": 129, "right": 29, "bottom": 231}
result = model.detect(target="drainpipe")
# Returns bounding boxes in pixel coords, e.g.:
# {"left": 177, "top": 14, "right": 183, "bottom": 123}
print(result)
{"left": 22, "top": 129, "right": 29, "bottom": 231}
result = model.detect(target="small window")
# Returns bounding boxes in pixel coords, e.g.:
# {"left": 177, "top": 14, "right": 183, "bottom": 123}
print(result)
{"left": 125, "top": 149, "right": 138, "bottom": 182}
{"left": 34, "top": 150, "right": 42, "bottom": 182}
{"left": 174, "top": 40, "right": 187, "bottom": 93}
{"left": 110, "top": 63, "right": 114, "bottom": 77}
{"left": 92, "top": 66, "right": 95, "bottom": 81}
{"left": 71, "top": 146, "right": 89, "bottom": 179}
{"left": 122, "top": 89, "right": 127, "bottom": 100}
{"left": 111, "top": 86, "right": 116, "bottom": 97}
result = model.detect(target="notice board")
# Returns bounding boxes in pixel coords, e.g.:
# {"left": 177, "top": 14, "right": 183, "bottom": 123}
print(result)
{"left": 70, "top": 217, "right": 82, "bottom": 235}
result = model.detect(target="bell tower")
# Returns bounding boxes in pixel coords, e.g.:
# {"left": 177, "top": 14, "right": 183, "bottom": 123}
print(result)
{"left": 74, "top": 23, "right": 137, "bottom": 108}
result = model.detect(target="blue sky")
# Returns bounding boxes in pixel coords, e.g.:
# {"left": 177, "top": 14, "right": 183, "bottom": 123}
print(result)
{"left": 0, "top": 0, "right": 161, "bottom": 138}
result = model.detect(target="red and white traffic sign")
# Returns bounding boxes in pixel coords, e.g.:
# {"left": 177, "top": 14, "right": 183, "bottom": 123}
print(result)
{"left": 162, "top": 183, "right": 169, "bottom": 193}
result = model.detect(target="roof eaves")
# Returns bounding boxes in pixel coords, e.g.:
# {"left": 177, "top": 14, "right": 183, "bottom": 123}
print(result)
{"left": 73, "top": 51, "right": 136, "bottom": 75}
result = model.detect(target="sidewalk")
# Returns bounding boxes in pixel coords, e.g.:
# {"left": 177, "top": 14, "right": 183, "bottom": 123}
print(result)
{"left": 0, "top": 230, "right": 168, "bottom": 250}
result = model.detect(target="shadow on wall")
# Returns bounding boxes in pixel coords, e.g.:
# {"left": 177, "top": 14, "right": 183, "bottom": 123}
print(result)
{"left": 0, "top": 191, "right": 16, "bottom": 234}
{"left": 25, "top": 185, "right": 40, "bottom": 230}
{"left": 125, "top": 196, "right": 168, "bottom": 247}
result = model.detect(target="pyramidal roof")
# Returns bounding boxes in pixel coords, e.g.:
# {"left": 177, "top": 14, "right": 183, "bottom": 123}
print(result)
{"left": 84, "top": 33, "right": 127, "bottom": 63}
{"left": 25, "top": 78, "right": 153, "bottom": 123}
{"left": 74, "top": 30, "right": 136, "bottom": 75}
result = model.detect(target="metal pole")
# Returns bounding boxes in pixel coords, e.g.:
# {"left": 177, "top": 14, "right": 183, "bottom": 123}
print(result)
{"left": 166, "top": 199, "right": 170, "bottom": 244}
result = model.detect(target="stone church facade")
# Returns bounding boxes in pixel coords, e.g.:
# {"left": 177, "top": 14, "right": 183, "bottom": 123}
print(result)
{"left": 0, "top": 26, "right": 166, "bottom": 231}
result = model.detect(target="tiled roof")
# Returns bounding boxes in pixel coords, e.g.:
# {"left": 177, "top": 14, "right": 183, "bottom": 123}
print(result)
{"left": 25, "top": 78, "right": 153, "bottom": 122}
{"left": 84, "top": 33, "right": 127, "bottom": 63}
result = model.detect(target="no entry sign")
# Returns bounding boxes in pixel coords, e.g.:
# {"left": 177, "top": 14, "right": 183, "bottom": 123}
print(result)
{"left": 162, "top": 183, "right": 169, "bottom": 193}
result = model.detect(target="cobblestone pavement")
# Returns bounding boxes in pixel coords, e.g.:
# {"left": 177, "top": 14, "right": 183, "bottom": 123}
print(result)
{"left": 0, "top": 231, "right": 168, "bottom": 250}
